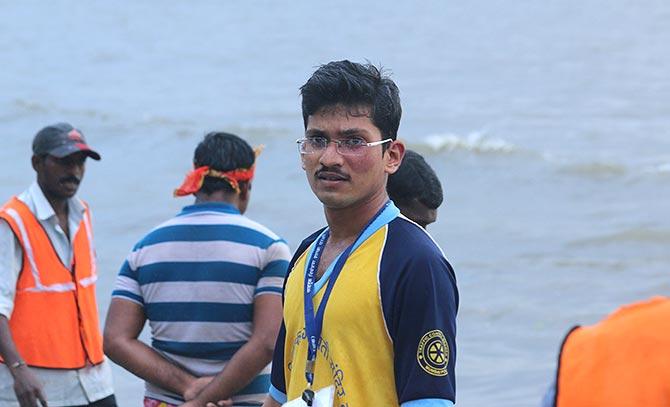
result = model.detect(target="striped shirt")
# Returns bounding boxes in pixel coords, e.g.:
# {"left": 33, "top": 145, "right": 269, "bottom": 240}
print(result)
{"left": 112, "top": 202, "right": 290, "bottom": 405}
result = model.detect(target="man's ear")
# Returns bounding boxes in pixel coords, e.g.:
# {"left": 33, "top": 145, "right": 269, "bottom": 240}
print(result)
{"left": 31, "top": 155, "right": 42, "bottom": 172}
{"left": 384, "top": 140, "right": 405, "bottom": 175}
{"left": 239, "top": 181, "right": 252, "bottom": 201}
{"left": 236, "top": 181, "right": 252, "bottom": 215}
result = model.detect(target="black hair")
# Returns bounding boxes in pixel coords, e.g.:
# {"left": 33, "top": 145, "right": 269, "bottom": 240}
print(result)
{"left": 193, "top": 132, "right": 255, "bottom": 194}
{"left": 387, "top": 150, "right": 443, "bottom": 209}
{"left": 300, "top": 60, "right": 402, "bottom": 140}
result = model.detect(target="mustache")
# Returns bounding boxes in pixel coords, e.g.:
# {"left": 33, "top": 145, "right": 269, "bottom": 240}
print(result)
{"left": 315, "top": 167, "right": 349, "bottom": 179}
{"left": 59, "top": 176, "right": 81, "bottom": 184}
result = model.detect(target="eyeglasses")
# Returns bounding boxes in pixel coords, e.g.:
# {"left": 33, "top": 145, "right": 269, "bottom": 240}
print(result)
{"left": 296, "top": 137, "right": 392, "bottom": 156}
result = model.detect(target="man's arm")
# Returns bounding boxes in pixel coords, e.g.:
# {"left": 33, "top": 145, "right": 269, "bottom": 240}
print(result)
{"left": 382, "top": 247, "right": 458, "bottom": 406}
{"left": 0, "top": 219, "right": 47, "bottom": 406}
{"left": 0, "top": 316, "right": 47, "bottom": 407}
{"left": 103, "top": 298, "right": 205, "bottom": 399}
{"left": 261, "top": 395, "right": 282, "bottom": 407}
{"left": 540, "top": 379, "right": 556, "bottom": 407}
{"left": 267, "top": 322, "right": 288, "bottom": 405}
{"left": 183, "top": 293, "right": 283, "bottom": 405}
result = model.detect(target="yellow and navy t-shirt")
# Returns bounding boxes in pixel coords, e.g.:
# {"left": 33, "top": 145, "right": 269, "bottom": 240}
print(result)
{"left": 269, "top": 214, "right": 458, "bottom": 406}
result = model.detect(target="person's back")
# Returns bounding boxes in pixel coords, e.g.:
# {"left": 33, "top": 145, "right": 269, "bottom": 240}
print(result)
{"left": 119, "top": 202, "right": 287, "bottom": 402}
{"left": 387, "top": 149, "right": 443, "bottom": 228}
{"left": 549, "top": 296, "right": 670, "bottom": 407}
{"left": 105, "top": 132, "right": 290, "bottom": 406}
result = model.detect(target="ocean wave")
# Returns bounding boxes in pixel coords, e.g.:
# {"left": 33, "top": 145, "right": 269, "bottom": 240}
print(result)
{"left": 642, "top": 162, "right": 670, "bottom": 176}
{"left": 551, "top": 258, "right": 628, "bottom": 271}
{"left": 567, "top": 227, "right": 670, "bottom": 247}
{"left": 551, "top": 157, "right": 670, "bottom": 181}
{"left": 12, "top": 98, "right": 110, "bottom": 119}
{"left": 139, "top": 114, "right": 197, "bottom": 127}
{"left": 658, "top": 163, "right": 670, "bottom": 173}
{"left": 223, "top": 124, "right": 290, "bottom": 140}
{"left": 410, "top": 132, "right": 518, "bottom": 154}
{"left": 557, "top": 162, "right": 628, "bottom": 178}
{"left": 13, "top": 98, "right": 49, "bottom": 113}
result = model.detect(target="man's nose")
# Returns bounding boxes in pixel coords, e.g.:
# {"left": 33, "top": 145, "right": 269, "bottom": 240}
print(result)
{"left": 319, "top": 141, "right": 343, "bottom": 166}
{"left": 67, "top": 162, "right": 85, "bottom": 177}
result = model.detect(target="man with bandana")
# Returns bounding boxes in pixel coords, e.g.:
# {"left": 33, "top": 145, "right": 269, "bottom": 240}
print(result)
{"left": 0, "top": 123, "right": 116, "bottom": 406}
{"left": 104, "top": 132, "right": 290, "bottom": 407}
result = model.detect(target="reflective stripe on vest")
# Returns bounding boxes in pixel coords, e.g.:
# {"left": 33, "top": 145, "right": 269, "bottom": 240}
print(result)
{"left": 79, "top": 209, "right": 98, "bottom": 288}
{"left": 3, "top": 204, "right": 99, "bottom": 291}
{"left": 3, "top": 207, "right": 77, "bottom": 293}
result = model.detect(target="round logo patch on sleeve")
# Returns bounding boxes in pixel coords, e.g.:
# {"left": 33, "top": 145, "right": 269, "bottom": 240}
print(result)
{"left": 416, "top": 329, "right": 449, "bottom": 376}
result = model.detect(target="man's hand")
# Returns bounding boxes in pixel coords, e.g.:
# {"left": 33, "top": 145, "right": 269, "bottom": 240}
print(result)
{"left": 104, "top": 299, "right": 199, "bottom": 397}
{"left": 179, "top": 399, "right": 232, "bottom": 407}
{"left": 179, "top": 377, "right": 232, "bottom": 407}
{"left": 0, "top": 316, "right": 47, "bottom": 407}
{"left": 205, "top": 400, "right": 233, "bottom": 407}
{"left": 183, "top": 376, "right": 214, "bottom": 401}
{"left": 12, "top": 365, "right": 47, "bottom": 407}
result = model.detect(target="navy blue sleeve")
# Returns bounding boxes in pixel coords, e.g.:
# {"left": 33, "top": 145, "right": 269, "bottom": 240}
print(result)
{"left": 381, "top": 221, "right": 458, "bottom": 404}
{"left": 540, "top": 379, "right": 556, "bottom": 407}
{"left": 269, "top": 321, "right": 288, "bottom": 402}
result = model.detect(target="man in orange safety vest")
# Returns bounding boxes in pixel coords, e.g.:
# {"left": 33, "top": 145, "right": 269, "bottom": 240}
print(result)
{"left": 0, "top": 123, "right": 116, "bottom": 407}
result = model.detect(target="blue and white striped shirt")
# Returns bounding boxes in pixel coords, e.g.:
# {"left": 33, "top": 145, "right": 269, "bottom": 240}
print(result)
{"left": 113, "top": 202, "right": 290, "bottom": 405}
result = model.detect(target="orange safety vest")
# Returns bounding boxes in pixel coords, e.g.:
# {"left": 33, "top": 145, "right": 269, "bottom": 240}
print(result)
{"left": 0, "top": 197, "right": 104, "bottom": 369}
{"left": 555, "top": 296, "right": 670, "bottom": 407}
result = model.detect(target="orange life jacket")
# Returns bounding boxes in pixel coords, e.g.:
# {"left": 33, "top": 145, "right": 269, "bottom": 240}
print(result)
{"left": 0, "top": 197, "right": 104, "bottom": 369}
{"left": 555, "top": 296, "right": 670, "bottom": 407}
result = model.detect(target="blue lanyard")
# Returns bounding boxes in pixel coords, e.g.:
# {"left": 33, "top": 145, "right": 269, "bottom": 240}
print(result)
{"left": 303, "top": 201, "right": 392, "bottom": 386}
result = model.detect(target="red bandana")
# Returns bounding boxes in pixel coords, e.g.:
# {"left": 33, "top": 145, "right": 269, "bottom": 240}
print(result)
{"left": 173, "top": 165, "right": 255, "bottom": 196}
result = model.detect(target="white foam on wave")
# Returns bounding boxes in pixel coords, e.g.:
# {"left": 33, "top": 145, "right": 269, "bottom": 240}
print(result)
{"left": 632, "top": 162, "right": 670, "bottom": 180}
{"left": 652, "top": 163, "right": 670, "bottom": 174}
{"left": 414, "top": 131, "right": 518, "bottom": 154}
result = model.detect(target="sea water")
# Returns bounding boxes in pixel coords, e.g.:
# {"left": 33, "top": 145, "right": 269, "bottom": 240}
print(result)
{"left": 1, "top": 1, "right": 669, "bottom": 405}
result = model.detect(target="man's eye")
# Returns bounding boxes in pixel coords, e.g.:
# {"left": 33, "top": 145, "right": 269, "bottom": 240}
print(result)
{"left": 343, "top": 138, "right": 366, "bottom": 148}
{"left": 308, "top": 137, "right": 328, "bottom": 147}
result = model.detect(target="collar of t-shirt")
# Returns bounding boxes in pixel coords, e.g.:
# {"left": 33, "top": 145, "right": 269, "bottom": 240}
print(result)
{"left": 178, "top": 202, "right": 241, "bottom": 216}
{"left": 17, "top": 182, "right": 86, "bottom": 266}
{"left": 306, "top": 201, "right": 400, "bottom": 294}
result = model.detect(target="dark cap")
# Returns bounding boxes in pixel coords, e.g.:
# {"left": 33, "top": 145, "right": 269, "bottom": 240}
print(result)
{"left": 32, "top": 122, "right": 101, "bottom": 161}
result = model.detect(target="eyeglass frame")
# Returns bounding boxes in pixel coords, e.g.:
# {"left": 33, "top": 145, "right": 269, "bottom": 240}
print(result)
{"left": 295, "top": 137, "right": 393, "bottom": 156}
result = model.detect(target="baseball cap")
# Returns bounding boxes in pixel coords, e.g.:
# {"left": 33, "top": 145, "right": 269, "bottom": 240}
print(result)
{"left": 32, "top": 122, "right": 101, "bottom": 161}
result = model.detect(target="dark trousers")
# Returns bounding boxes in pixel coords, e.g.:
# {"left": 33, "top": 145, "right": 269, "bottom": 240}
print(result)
{"left": 67, "top": 394, "right": 117, "bottom": 407}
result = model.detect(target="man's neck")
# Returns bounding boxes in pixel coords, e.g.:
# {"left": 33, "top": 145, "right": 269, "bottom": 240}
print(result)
{"left": 324, "top": 192, "right": 389, "bottom": 244}
{"left": 194, "top": 191, "right": 239, "bottom": 208}
{"left": 39, "top": 186, "right": 70, "bottom": 238}
{"left": 38, "top": 184, "right": 69, "bottom": 220}
{"left": 48, "top": 198, "right": 69, "bottom": 218}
